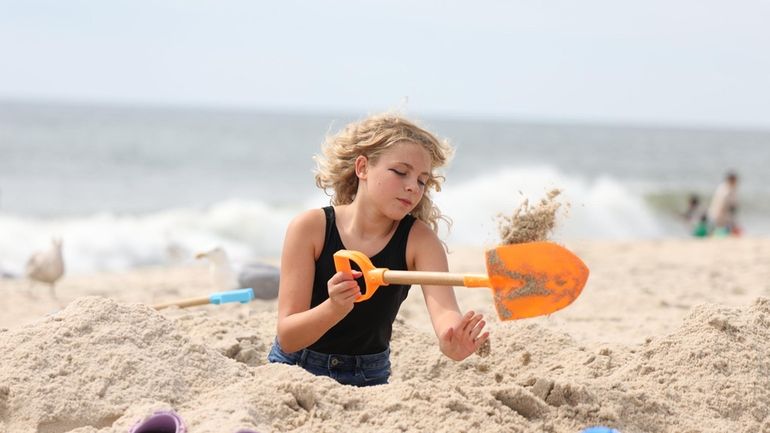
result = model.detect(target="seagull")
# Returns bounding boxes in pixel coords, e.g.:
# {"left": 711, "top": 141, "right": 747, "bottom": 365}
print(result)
{"left": 195, "top": 247, "right": 279, "bottom": 300}
{"left": 26, "top": 237, "right": 65, "bottom": 297}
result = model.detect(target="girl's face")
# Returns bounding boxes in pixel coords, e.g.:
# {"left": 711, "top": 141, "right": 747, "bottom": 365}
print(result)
{"left": 359, "top": 141, "right": 432, "bottom": 219}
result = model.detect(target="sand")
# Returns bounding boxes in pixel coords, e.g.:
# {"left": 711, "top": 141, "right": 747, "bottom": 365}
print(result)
{"left": 497, "top": 189, "right": 564, "bottom": 245}
{"left": 1, "top": 238, "right": 770, "bottom": 433}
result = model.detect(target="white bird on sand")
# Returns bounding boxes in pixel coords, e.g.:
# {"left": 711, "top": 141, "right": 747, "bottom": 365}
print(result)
{"left": 26, "top": 237, "right": 65, "bottom": 297}
{"left": 195, "top": 247, "right": 279, "bottom": 300}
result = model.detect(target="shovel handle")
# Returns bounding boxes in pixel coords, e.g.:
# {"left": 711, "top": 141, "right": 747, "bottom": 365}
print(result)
{"left": 153, "top": 296, "right": 210, "bottom": 310}
{"left": 382, "top": 270, "right": 489, "bottom": 288}
{"left": 333, "top": 250, "right": 489, "bottom": 302}
{"left": 152, "top": 288, "right": 255, "bottom": 310}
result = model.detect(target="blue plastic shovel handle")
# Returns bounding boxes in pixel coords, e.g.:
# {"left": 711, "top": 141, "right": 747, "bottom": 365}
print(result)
{"left": 209, "top": 288, "right": 255, "bottom": 305}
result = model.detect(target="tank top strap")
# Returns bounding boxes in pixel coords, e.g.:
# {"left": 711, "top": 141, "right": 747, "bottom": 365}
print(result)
{"left": 392, "top": 213, "right": 416, "bottom": 246}
{"left": 322, "top": 206, "right": 336, "bottom": 247}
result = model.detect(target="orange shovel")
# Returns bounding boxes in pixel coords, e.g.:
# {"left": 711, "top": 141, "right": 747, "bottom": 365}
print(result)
{"left": 333, "top": 241, "right": 589, "bottom": 321}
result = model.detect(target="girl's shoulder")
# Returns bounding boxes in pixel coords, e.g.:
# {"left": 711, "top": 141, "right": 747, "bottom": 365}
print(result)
{"left": 288, "top": 208, "right": 327, "bottom": 234}
{"left": 285, "top": 208, "right": 328, "bottom": 257}
{"left": 406, "top": 217, "right": 446, "bottom": 267}
{"left": 407, "top": 217, "right": 435, "bottom": 241}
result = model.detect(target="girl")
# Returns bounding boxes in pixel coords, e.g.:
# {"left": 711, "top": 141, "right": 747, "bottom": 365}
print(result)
{"left": 268, "top": 114, "right": 489, "bottom": 386}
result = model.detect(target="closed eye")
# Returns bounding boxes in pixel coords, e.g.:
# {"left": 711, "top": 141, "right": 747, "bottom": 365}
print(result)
{"left": 390, "top": 168, "right": 427, "bottom": 189}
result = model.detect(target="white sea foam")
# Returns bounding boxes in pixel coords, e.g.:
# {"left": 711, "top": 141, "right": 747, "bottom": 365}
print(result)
{"left": 0, "top": 166, "right": 670, "bottom": 275}
{"left": 436, "top": 165, "right": 665, "bottom": 246}
{"left": 0, "top": 199, "right": 297, "bottom": 275}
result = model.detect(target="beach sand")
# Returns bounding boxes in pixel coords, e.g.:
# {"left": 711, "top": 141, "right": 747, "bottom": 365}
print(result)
{"left": 1, "top": 238, "right": 769, "bottom": 433}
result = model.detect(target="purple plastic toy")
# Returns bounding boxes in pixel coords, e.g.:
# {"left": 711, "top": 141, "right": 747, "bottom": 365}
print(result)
{"left": 128, "top": 410, "right": 259, "bottom": 433}
{"left": 129, "top": 411, "right": 186, "bottom": 433}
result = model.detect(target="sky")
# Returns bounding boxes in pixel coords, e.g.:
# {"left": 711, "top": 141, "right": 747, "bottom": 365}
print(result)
{"left": 1, "top": 0, "right": 769, "bottom": 129}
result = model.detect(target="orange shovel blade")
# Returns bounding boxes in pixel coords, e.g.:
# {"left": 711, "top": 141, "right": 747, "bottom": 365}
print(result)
{"left": 486, "top": 242, "right": 589, "bottom": 321}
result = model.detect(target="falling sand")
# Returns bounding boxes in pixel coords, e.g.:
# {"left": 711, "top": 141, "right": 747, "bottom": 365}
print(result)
{"left": 497, "top": 189, "right": 565, "bottom": 245}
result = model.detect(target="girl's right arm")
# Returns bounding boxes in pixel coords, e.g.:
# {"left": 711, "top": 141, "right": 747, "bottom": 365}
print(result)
{"left": 275, "top": 209, "right": 361, "bottom": 353}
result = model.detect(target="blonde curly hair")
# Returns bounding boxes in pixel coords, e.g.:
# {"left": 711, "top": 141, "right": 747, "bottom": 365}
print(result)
{"left": 314, "top": 113, "right": 454, "bottom": 234}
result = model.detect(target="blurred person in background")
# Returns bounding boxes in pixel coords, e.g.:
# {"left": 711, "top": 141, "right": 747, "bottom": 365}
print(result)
{"left": 707, "top": 171, "right": 740, "bottom": 236}
{"left": 682, "top": 193, "right": 701, "bottom": 223}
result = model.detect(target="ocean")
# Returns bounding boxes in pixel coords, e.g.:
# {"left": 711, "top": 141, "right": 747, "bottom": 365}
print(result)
{"left": 1, "top": 101, "right": 768, "bottom": 274}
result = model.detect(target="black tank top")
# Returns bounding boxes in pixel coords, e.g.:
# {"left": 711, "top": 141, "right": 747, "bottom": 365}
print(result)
{"left": 308, "top": 206, "right": 415, "bottom": 355}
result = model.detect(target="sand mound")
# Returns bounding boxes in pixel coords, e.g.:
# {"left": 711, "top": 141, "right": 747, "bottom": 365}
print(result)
{"left": 1, "top": 295, "right": 768, "bottom": 432}
{"left": 0, "top": 297, "right": 249, "bottom": 433}
{"left": 608, "top": 297, "right": 770, "bottom": 432}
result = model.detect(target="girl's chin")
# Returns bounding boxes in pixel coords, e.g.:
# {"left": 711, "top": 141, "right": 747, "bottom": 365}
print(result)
{"left": 376, "top": 199, "right": 417, "bottom": 220}
{"left": 383, "top": 205, "right": 410, "bottom": 221}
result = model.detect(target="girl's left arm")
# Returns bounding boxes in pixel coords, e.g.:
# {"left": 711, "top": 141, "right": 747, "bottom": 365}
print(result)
{"left": 407, "top": 221, "right": 490, "bottom": 361}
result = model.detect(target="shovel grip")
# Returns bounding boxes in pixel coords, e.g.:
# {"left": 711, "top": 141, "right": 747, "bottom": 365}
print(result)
{"left": 333, "top": 250, "right": 387, "bottom": 302}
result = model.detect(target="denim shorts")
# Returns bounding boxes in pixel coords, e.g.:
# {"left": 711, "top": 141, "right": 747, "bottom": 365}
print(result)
{"left": 267, "top": 338, "right": 391, "bottom": 387}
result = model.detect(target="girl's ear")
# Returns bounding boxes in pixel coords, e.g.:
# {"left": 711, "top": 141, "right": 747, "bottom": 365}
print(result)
{"left": 354, "top": 155, "right": 368, "bottom": 179}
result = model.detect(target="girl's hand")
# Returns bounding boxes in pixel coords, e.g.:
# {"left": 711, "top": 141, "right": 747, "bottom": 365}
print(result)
{"left": 326, "top": 270, "right": 362, "bottom": 315}
{"left": 439, "top": 311, "right": 489, "bottom": 361}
